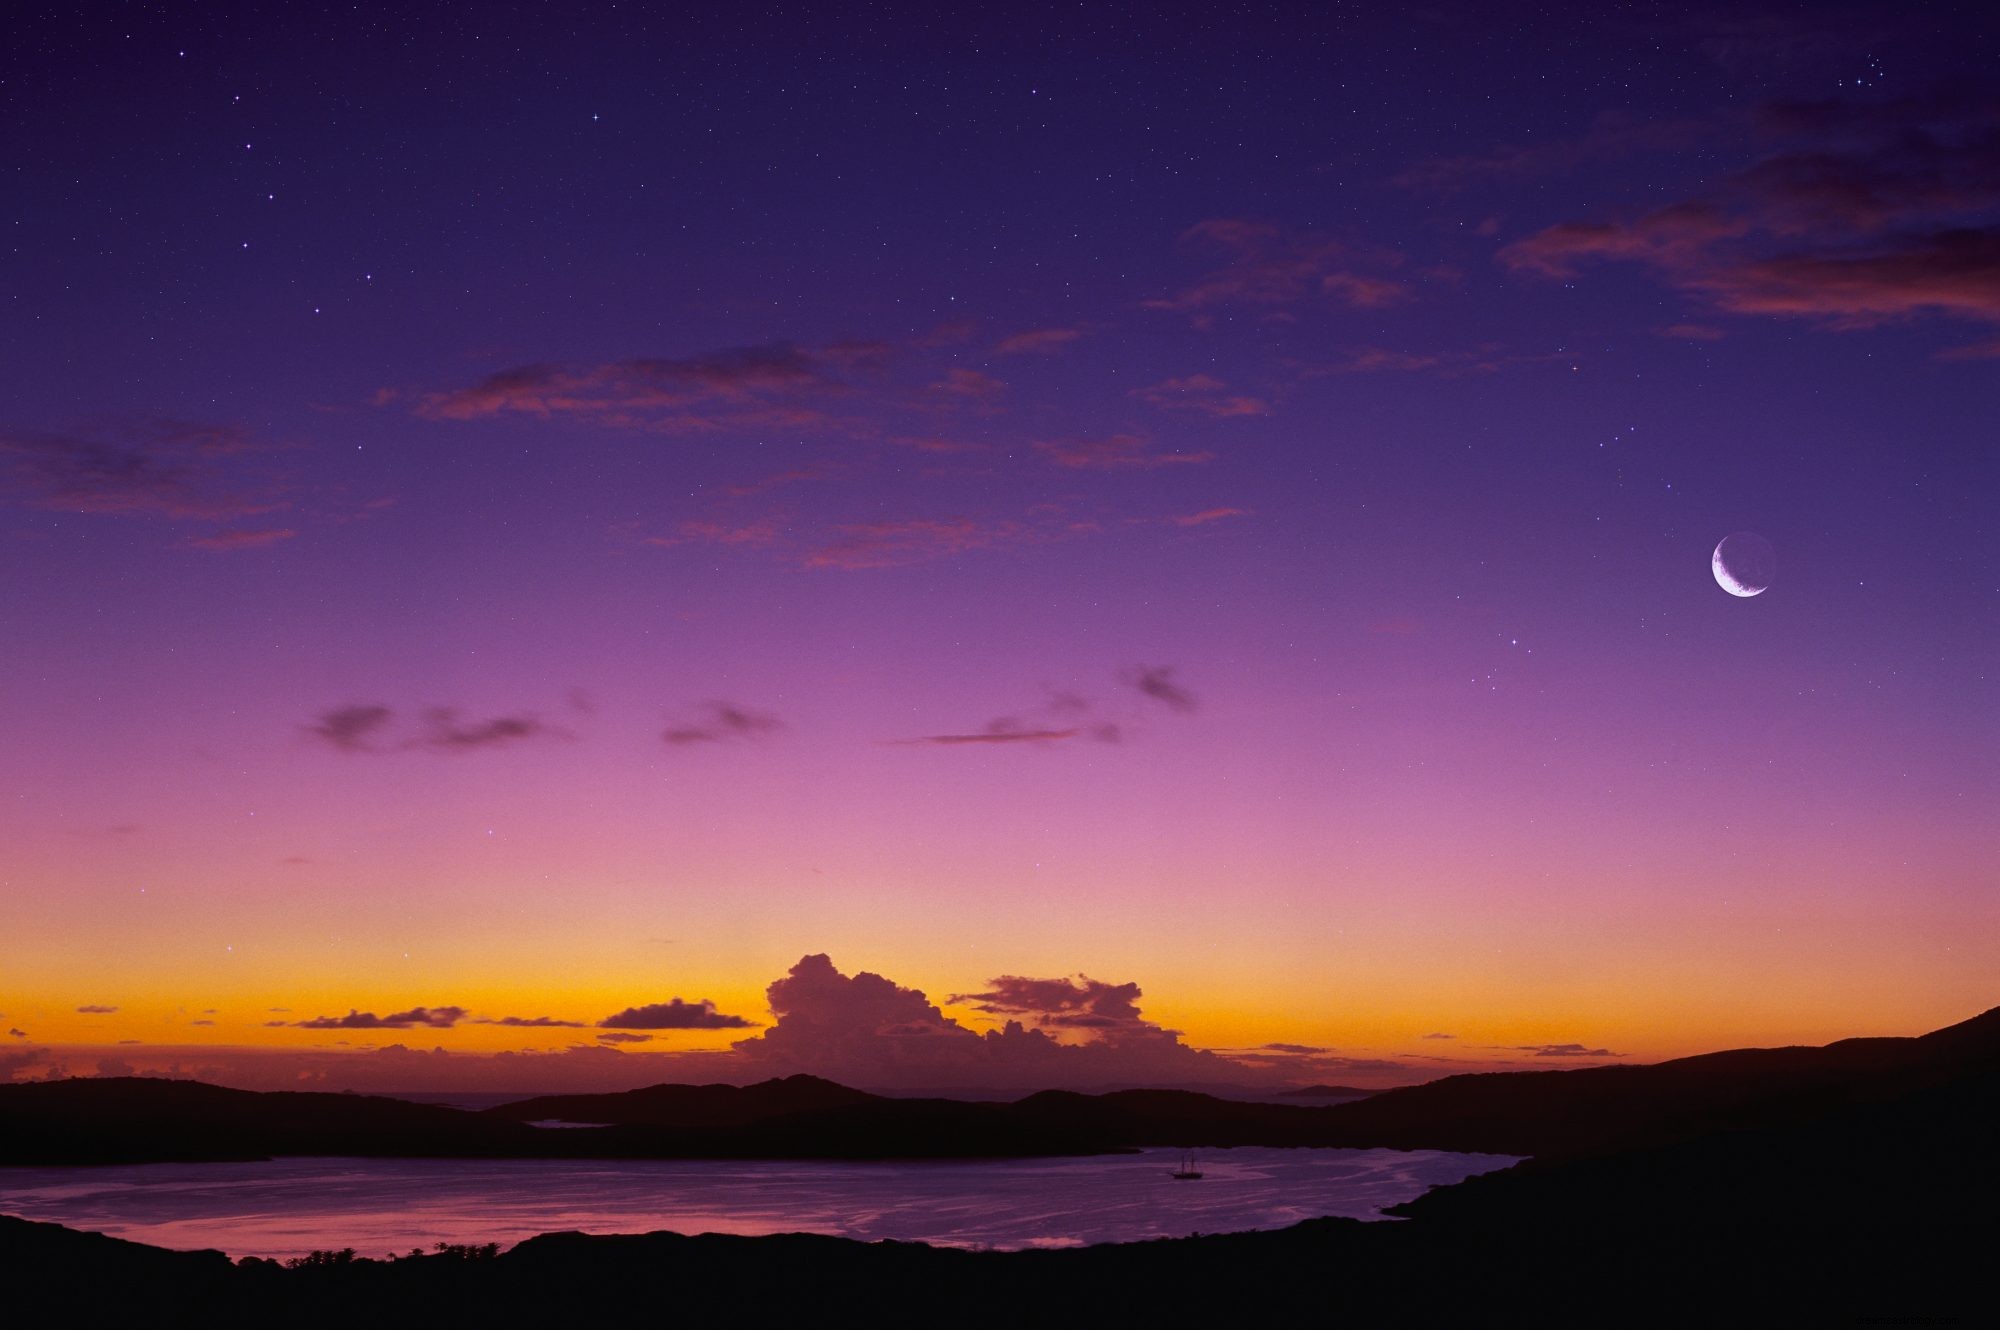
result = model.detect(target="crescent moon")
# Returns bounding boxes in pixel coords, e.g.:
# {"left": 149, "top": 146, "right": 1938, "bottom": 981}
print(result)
{"left": 1712, "top": 537, "right": 1768, "bottom": 597}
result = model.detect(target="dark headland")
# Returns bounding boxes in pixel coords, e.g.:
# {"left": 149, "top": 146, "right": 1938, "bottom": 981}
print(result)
{"left": 3, "top": 1005, "right": 1995, "bottom": 1325}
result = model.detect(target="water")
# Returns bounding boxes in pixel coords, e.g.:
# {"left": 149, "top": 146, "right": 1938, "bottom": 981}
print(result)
{"left": 0, "top": 1148, "right": 1515, "bottom": 1258}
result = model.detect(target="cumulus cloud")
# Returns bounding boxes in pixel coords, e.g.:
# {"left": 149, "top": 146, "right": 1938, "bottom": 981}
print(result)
{"left": 597, "top": 999, "right": 758, "bottom": 1030}
{"left": 729, "top": 954, "right": 1250, "bottom": 1091}
{"left": 596, "top": 1032, "right": 653, "bottom": 1044}
{"left": 662, "top": 702, "right": 784, "bottom": 745}
{"left": 2, "top": 1049, "right": 46, "bottom": 1081}
{"left": 950, "top": 975, "right": 1151, "bottom": 1032}
{"left": 296, "top": 1006, "right": 468, "bottom": 1030}
{"left": 95, "top": 1057, "right": 136, "bottom": 1078}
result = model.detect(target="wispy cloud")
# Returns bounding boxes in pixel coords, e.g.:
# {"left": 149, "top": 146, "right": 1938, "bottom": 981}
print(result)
{"left": 304, "top": 704, "right": 563, "bottom": 754}
{"left": 1499, "top": 97, "right": 2000, "bottom": 338}
{"left": 1125, "top": 664, "right": 1198, "bottom": 713}
{"left": 1132, "top": 374, "right": 1269, "bottom": 418}
{"left": 304, "top": 705, "right": 395, "bottom": 752}
{"left": 1168, "top": 507, "right": 1249, "bottom": 527}
{"left": 1035, "top": 433, "right": 1213, "bottom": 471}
{"left": 183, "top": 527, "right": 297, "bottom": 552}
{"left": 413, "top": 342, "right": 876, "bottom": 431}
{"left": 0, "top": 421, "right": 293, "bottom": 540}
{"left": 662, "top": 702, "right": 784, "bottom": 745}
{"left": 993, "top": 327, "right": 1083, "bottom": 355}
{"left": 1146, "top": 218, "right": 1405, "bottom": 320}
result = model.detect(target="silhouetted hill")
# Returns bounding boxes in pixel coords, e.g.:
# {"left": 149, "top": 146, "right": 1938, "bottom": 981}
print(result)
{"left": 8, "top": 1007, "right": 1995, "bottom": 1169}
{"left": 484, "top": 1074, "right": 877, "bottom": 1127}
{"left": 0, "top": 1079, "right": 542, "bottom": 1165}
{"left": 1310, "top": 1003, "right": 2000, "bottom": 1158}
{"left": 1277, "top": 1084, "right": 1375, "bottom": 1099}
{"left": 5, "top": 1007, "right": 1996, "bottom": 1324}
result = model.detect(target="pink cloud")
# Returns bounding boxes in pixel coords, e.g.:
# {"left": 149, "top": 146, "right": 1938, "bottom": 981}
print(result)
{"left": 1034, "top": 433, "right": 1213, "bottom": 471}
{"left": 993, "top": 327, "right": 1083, "bottom": 355}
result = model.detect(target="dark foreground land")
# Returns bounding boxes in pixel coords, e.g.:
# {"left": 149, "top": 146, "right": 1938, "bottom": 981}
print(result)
{"left": 3, "top": 1005, "right": 1996, "bottom": 1326}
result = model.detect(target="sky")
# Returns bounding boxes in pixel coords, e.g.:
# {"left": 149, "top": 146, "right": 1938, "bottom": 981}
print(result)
{"left": 2, "top": 1, "right": 1995, "bottom": 1095}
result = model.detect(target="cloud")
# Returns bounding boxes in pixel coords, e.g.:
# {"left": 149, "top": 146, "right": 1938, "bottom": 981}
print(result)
{"left": 1659, "top": 322, "right": 1727, "bottom": 340}
{"left": 952, "top": 976, "right": 1153, "bottom": 1032}
{"left": 805, "top": 517, "right": 1016, "bottom": 570}
{"left": 595, "top": 1032, "right": 653, "bottom": 1044}
{"left": 1168, "top": 507, "right": 1249, "bottom": 527}
{"left": 894, "top": 722, "right": 1085, "bottom": 747}
{"left": 731, "top": 954, "right": 1252, "bottom": 1090}
{"left": 414, "top": 342, "right": 862, "bottom": 431}
{"left": 1303, "top": 344, "right": 1572, "bottom": 376}
{"left": 7, "top": 1029, "right": 25, "bottom": 1039}
{"left": 662, "top": 702, "right": 784, "bottom": 745}
{"left": 1132, "top": 375, "right": 1269, "bottom": 418}
{"left": 1512, "top": 1043, "right": 1623, "bottom": 1058}
{"left": 1498, "top": 97, "right": 2000, "bottom": 334}
{"left": 307, "top": 705, "right": 563, "bottom": 754}
{"left": 184, "top": 527, "right": 297, "bottom": 552}
{"left": 1125, "top": 665, "right": 1197, "bottom": 713}
{"left": 1394, "top": 109, "right": 1711, "bottom": 191}
{"left": 720, "top": 464, "right": 836, "bottom": 498}
{"left": 1034, "top": 434, "right": 1213, "bottom": 471}
{"left": 0, "top": 422, "right": 289, "bottom": 530}
{"left": 993, "top": 327, "right": 1082, "bottom": 355}
{"left": 296, "top": 1006, "right": 468, "bottom": 1030}
{"left": 1256, "top": 1043, "right": 1332, "bottom": 1055}
{"left": 1146, "top": 218, "right": 1405, "bottom": 318}
{"left": 597, "top": 999, "right": 758, "bottom": 1030}
{"left": 1422, "top": 1032, "right": 1456, "bottom": 1040}
{"left": 94, "top": 1058, "right": 136, "bottom": 1077}
{"left": 479, "top": 1015, "right": 588, "bottom": 1028}
{"left": 190, "top": 1019, "right": 214, "bottom": 1027}
{"left": 76, "top": 1005, "right": 119, "bottom": 1014}
{"left": 644, "top": 517, "right": 785, "bottom": 550}
{"left": 305, "top": 704, "right": 395, "bottom": 752}
{"left": 411, "top": 708, "right": 559, "bottom": 752}
{"left": 927, "top": 367, "right": 1006, "bottom": 400}
{"left": 1690, "top": 227, "right": 2000, "bottom": 327}
{"left": 0, "top": 1049, "right": 44, "bottom": 1081}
